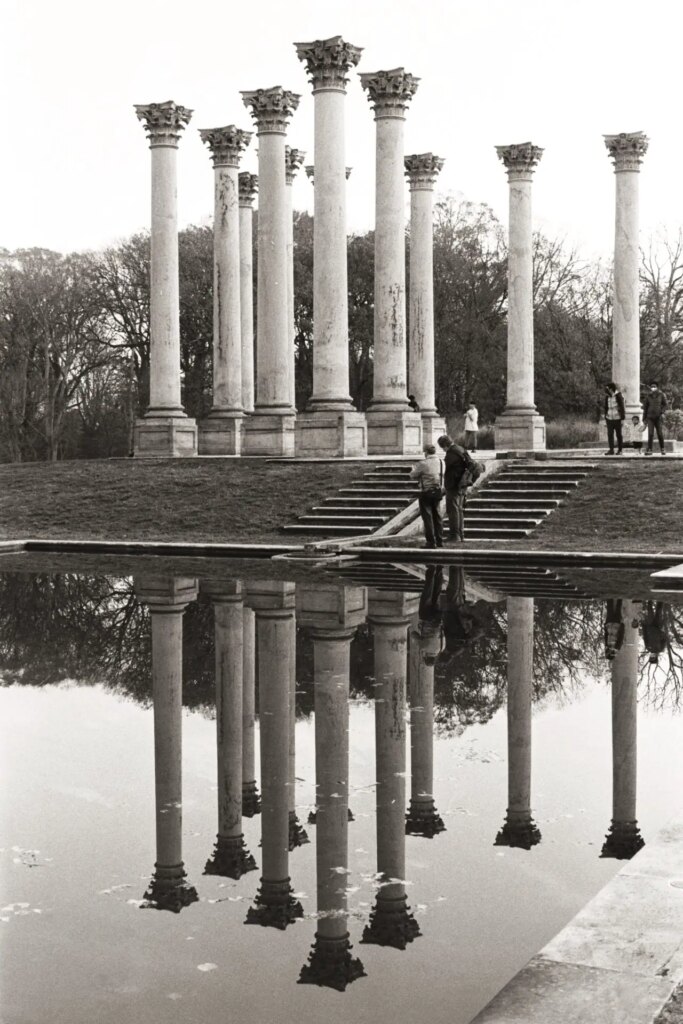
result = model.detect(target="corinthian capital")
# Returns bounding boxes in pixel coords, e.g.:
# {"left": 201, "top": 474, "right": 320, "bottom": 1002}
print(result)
{"left": 360, "top": 68, "right": 419, "bottom": 119}
{"left": 294, "top": 35, "right": 363, "bottom": 93}
{"left": 495, "top": 142, "right": 543, "bottom": 181}
{"left": 241, "top": 86, "right": 300, "bottom": 135}
{"left": 285, "top": 147, "right": 306, "bottom": 185}
{"left": 404, "top": 153, "right": 445, "bottom": 189}
{"left": 199, "top": 125, "right": 252, "bottom": 168}
{"left": 604, "top": 132, "right": 649, "bottom": 172}
{"left": 238, "top": 172, "right": 258, "bottom": 206}
{"left": 135, "top": 101, "right": 192, "bottom": 147}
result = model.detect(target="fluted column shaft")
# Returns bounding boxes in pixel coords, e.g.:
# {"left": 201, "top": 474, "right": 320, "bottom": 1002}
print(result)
{"left": 238, "top": 173, "right": 257, "bottom": 413}
{"left": 285, "top": 148, "right": 305, "bottom": 410}
{"left": 406, "top": 156, "right": 443, "bottom": 414}
{"left": 605, "top": 133, "right": 649, "bottom": 416}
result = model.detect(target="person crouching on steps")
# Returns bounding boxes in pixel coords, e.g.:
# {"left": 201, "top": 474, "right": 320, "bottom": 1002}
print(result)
{"left": 604, "top": 382, "right": 625, "bottom": 455}
{"left": 410, "top": 444, "right": 444, "bottom": 549}
{"left": 437, "top": 434, "right": 473, "bottom": 543}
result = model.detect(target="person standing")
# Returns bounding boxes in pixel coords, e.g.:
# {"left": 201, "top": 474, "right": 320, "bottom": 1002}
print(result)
{"left": 464, "top": 402, "right": 479, "bottom": 452}
{"left": 642, "top": 381, "right": 668, "bottom": 456}
{"left": 409, "top": 443, "right": 444, "bottom": 549}
{"left": 437, "top": 434, "right": 473, "bottom": 543}
{"left": 603, "top": 382, "right": 625, "bottom": 456}
{"left": 603, "top": 598, "right": 624, "bottom": 660}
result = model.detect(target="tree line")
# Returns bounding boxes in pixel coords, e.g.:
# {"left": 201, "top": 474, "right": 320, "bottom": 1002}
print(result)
{"left": 1, "top": 195, "right": 682, "bottom": 462}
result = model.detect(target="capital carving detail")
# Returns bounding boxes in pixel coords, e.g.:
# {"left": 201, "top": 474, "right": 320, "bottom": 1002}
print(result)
{"left": 241, "top": 86, "right": 300, "bottom": 135}
{"left": 405, "top": 153, "right": 445, "bottom": 189}
{"left": 604, "top": 132, "right": 649, "bottom": 172}
{"left": 495, "top": 142, "right": 543, "bottom": 180}
{"left": 303, "top": 165, "right": 351, "bottom": 184}
{"left": 135, "top": 101, "right": 192, "bottom": 147}
{"left": 285, "top": 147, "right": 306, "bottom": 184}
{"left": 295, "top": 35, "right": 363, "bottom": 92}
{"left": 199, "top": 125, "right": 252, "bottom": 168}
{"left": 360, "top": 68, "right": 419, "bottom": 119}
{"left": 238, "top": 171, "right": 258, "bottom": 206}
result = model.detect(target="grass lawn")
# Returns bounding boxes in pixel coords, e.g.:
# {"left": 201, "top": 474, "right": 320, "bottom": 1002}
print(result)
{"left": 0, "top": 457, "right": 681, "bottom": 555}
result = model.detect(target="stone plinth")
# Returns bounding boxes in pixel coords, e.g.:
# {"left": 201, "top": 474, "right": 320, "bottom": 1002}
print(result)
{"left": 295, "top": 410, "right": 368, "bottom": 457}
{"left": 366, "top": 409, "right": 422, "bottom": 455}
{"left": 242, "top": 412, "right": 296, "bottom": 456}
{"left": 494, "top": 410, "right": 547, "bottom": 452}
{"left": 135, "top": 415, "right": 198, "bottom": 457}
{"left": 420, "top": 414, "right": 447, "bottom": 448}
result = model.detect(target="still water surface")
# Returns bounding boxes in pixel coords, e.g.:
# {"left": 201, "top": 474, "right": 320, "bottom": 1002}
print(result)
{"left": 1, "top": 565, "right": 682, "bottom": 1024}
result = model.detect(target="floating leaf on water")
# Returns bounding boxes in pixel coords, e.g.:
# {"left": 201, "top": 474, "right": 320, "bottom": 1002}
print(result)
{"left": 197, "top": 963, "right": 218, "bottom": 972}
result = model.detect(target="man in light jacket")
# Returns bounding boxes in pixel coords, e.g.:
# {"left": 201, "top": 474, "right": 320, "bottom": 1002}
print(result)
{"left": 410, "top": 444, "right": 444, "bottom": 549}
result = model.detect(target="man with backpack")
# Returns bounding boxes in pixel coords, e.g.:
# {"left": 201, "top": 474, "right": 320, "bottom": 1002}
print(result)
{"left": 437, "top": 434, "right": 477, "bottom": 543}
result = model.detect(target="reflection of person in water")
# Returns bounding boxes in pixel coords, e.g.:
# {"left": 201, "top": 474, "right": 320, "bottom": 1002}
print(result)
{"left": 604, "top": 599, "right": 625, "bottom": 661}
{"left": 417, "top": 565, "right": 444, "bottom": 664}
{"left": 641, "top": 601, "right": 667, "bottom": 665}
{"left": 438, "top": 566, "right": 486, "bottom": 662}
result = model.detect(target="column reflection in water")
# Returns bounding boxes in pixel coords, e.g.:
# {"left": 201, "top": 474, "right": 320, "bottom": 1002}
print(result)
{"left": 135, "top": 576, "right": 199, "bottom": 912}
{"left": 241, "top": 605, "right": 261, "bottom": 817}
{"left": 298, "top": 584, "right": 367, "bottom": 990}
{"left": 363, "top": 590, "right": 421, "bottom": 949}
{"left": 245, "top": 582, "right": 303, "bottom": 929}
{"left": 203, "top": 581, "right": 256, "bottom": 879}
{"left": 406, "top": 595, "right": 445, "bottom": 838}
{"left": 495, "top": 596, "right": 541, "bottom": 850}
{"left": 288, "top": 612, "right": 309, "bottom": 850}
{"left": 602, "top": 599, "right": 645, "bottom": 859}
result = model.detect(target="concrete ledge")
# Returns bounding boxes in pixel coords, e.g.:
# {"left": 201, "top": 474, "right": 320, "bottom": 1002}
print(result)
{"left": 352, "top": 547, "right": 683, "bottom": 569}
{"left": 15, "top": 539, "right": 301, "bottom": 559}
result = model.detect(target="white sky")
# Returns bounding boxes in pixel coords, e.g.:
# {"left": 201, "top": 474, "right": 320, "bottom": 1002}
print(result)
{"left": 3, "top": 0, "right": 682, "bottom": 257}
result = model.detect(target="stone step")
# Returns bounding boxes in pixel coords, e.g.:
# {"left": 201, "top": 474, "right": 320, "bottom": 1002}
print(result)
{"left": 327, "top": 497, "right": 409, "bottom": 507}
{"left": 461, "top": 527, "right": 532, "bottom": 538}
{"left": 312, "top": 505, "right": 396, "bottom": 517}
{"left": 340, "top": 488, "right": 419, "bottom": 498}
{"left": 467, "top": 498, "right": 561, "bottom": 508}
{"left": 497, "top": 475, "right": 584, "bottom": 485}
{"left": 487, "top": 479, "right": 576, "bottom": 490}
{"left": 465, "top": 508, "right": 549, "bottom": 521}
{"left": 357, "top": 478, "right": 421, "bottom": 488}
{"left": 501, "top": 469, "right": 590, "bottom": 476}
{"left": 281, "top": 523, "right": 375, "bottom": 535}
{"left": 478, "top": 488, "right": 570, "bottom": 499}
{"left": 363, "top": 471, "right": 415, "bottom": 479}
{"left": 297, "top": 514, "right": 387, "bottom": 527}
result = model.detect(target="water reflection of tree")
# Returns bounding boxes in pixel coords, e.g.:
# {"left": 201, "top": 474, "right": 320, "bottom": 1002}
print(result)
{"left": 0, "top": 574, "right": 681, "bottom": 728}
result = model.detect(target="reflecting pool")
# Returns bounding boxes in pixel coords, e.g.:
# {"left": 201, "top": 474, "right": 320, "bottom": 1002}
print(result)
{"left": 1, "top": 563, "right": 682, "bottom": 1023}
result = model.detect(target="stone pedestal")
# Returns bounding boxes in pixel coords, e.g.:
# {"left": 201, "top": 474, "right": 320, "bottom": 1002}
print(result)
{"left": 602, "top": 600, "right": 644, "bottom": 860}
{"left": 134, "top": 102, "right": 197, "bottom": 457}
{"left": 135, "top": 576, "right": 199, "bottom": 911}
{"left": 604, "top": 133, "right": 649, "bottom": 418}
{"left": 238, "top": 172, "right": 257, "bottom": 414}
{"left": 493, "top": 143, "right": 545, "bottom": 453}
{"left": 361, "top": 69, "right": 422, "bottom": 457}
{"left": 241, "top": 87, "right": 299, "bottom": 457}
{"left": 420, "top": 414, "right": 447, "bottom": 448}
{"left": 295, "top": 36, "right": 367, "bottom": 457}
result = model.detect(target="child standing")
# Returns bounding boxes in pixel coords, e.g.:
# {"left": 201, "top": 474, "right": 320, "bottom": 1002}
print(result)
{"left": 627, "top": 414, "right": 645, "bottom": 453}
{"left": 464, "top": 402, "right": 479, "bottom": 452}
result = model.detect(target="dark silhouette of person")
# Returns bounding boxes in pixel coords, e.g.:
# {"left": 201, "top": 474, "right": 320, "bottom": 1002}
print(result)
{"left": 438, "top": 566, "right": 485, "bottom": 661}
{"left": 408, "top": 394, "right": 420, "bottom": 412}
{"left": 642, "top": 601, "right": 667, "bottom": 665}
{"left": 604, "top": 599, "right": 625, "bottom": 660}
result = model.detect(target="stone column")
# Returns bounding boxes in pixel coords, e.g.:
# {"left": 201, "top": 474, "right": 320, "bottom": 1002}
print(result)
{"left": 285, "top": 147, "right": 306, "bottom": 413}
{"left": 135, "top": 576, "right": 199, "bottom": 911}
{"left": 495, "top": 597, "right": 541, "bottom": 849}
{"left": 299, "top": 620, "right": 366, "bottom": 991}
{"left": 360, "top": 69, "right": 422, "bottom": 456}
{"left": 202, "top": 582, "right": 257, "bottom": 878}
{"left": 241, "top": 605, "right": 261, "bottom": 816}
{"left": 493, "top": 143, "right": 546, "bottom": 452}
{"left": 287, "top": 595, "right": 309, "bottom": 850}
{"left": 405, "top": 153, "right": 446, "bottom": 447}
{"left": 198, "top": 127, "right": 251, "bottom": 455}
{"left": 241, "top": 87, "right": 300, "bottom": 456}
{"left": 238, "top": 172, "right": 258, "bottom": 413}
{"left": 304, "top": 166, "right": 352, "bottom": 184}
{"left": 294, "top": 36, "right": 367, "bottom": 457}
{"left": 245, "top": 583, "right": 303, "bottom": 928}
{"left": 602, "top": 601, "right": 645, "bottom": 859}
{"left": 362, "top": 592, "right": 421, "bottom": 949}
{"left": 133, "top": 102, "right": 198, "bottom": 456}
{"left": 604, "top": 133, "right": 649, "bottom": 418}
{"left": 405, "top": 628, "right": 445, "bottom": 838}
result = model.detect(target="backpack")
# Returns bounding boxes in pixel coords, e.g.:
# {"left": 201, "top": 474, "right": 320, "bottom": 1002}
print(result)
{"left": 461, "top": 458, "right": 485, "bottom": 488}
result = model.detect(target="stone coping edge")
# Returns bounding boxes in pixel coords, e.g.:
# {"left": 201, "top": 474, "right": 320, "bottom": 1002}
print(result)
{"left": 0, "top": 539, "right": 302, "bottom": 559}
{"left": 351, "top": 547, "right": 683, "bottom": 569}
{"left": 470, "top": 814, "right": 683, "bottom": 1023}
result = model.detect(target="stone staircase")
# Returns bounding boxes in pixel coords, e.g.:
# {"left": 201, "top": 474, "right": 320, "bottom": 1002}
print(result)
{"left": 282, "top": 460, "right": 597, "bottom": 541}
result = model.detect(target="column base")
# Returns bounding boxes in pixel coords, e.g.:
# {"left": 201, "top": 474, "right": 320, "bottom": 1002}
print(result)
{"left": 405, "top": 800, "right": 446, "bottom": 838}
{"left": 204, "top": 835, "right": 257, "bottom": 879}
{"left": 295, "top": 410, "right": 367, "bottom": 457}
{"left": 243, "top": 413, "right": 296, "bottom": 457}
{"left": 366, "top": 410, "right": 423, "bottom": 456}
{"left": 134, "top": 412, "right": 198, "bottom": 457}
{"left": 198, "top": 411, "right": 244, "bottom": 455}
{"left": 360, "top": 893, "right": 421, "bottom": 949}
{"left": 299, "top": 934, "right": 367, "bottom": 991}
{"left": 600, "top": 820, "right": 645, "bottom": 860}
{"left": 245, "top": 878, "right": 304, "bottom": 930}
{"left": 142, "top": 865, "right": 199, "bottom": 913}
{"left": 288, "top": 811, "right": 310, "bottom": 850}
{"left": 420, "top": 414, "right": 447, "bottom": 448}
{"left": 494, "top": 409, "right": 546, "bottom": 452}
{"left": 494, "top": 816, "right": 542, "bottom": 850}
{"left": 242, "top": 781, "right": 261, "bottom": 817}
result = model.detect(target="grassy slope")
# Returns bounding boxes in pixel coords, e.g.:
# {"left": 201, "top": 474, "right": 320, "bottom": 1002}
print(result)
{"left": 0, "top": 458, "right": 681, "bottom": 554}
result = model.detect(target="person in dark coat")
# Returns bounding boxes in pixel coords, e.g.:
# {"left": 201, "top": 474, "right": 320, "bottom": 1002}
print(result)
{"left": 603, "top": 382, "right": 625, "bottom": 456}
{"left": 642, "top": 601, "right": 667, "bottom": 665}
{"left": 642, "top": 382, "right": 668, "bottom": 455}
{"left": 604, "top": 599, "right": 625, "bottom": 660}
{"left": 437, "top": 434, "right": 473, "bottom": 542}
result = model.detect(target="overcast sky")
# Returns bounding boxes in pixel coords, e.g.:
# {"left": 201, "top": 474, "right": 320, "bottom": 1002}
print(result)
{"left": 3, "top": 0, "right": 682, "bottom": 258}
